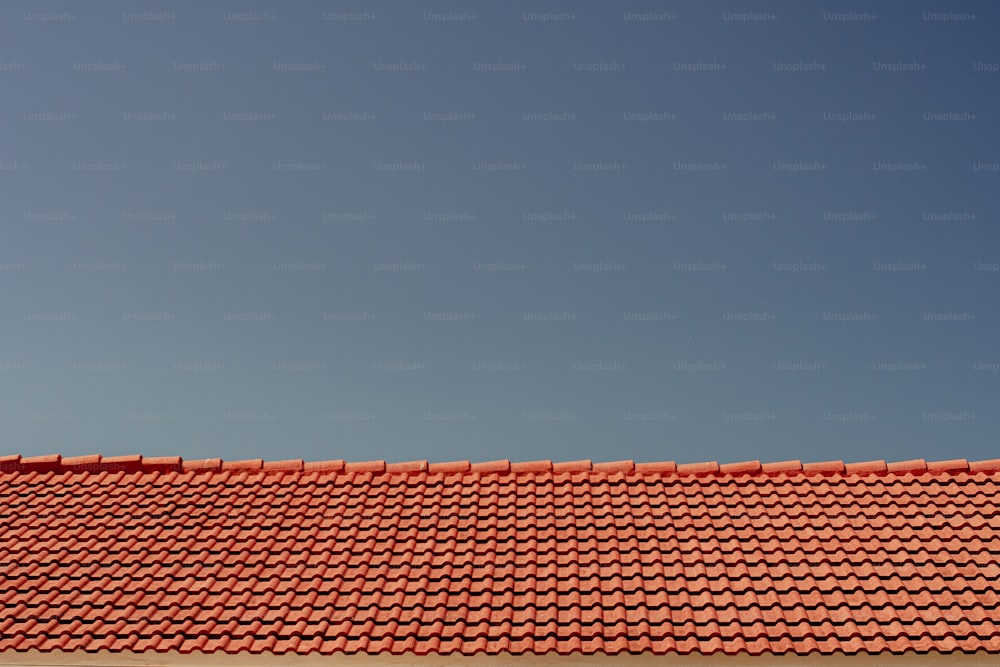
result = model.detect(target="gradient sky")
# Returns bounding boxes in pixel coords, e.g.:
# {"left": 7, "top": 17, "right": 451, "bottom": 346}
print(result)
{"left": 2, "top": 0, "right": 998, "bottom": 466}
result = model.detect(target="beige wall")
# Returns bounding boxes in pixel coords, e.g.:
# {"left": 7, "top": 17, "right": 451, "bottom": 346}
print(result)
{"left": 0, "top": 650, "right": 998, "bottom": 667}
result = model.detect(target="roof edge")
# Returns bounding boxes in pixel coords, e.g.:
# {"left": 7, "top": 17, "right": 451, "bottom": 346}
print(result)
{"left": 0, "top": 454, "right": 997, "bottom": 477}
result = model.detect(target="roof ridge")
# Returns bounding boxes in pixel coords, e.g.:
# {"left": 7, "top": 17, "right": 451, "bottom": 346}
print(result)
{"left": 0, "top": 453, "right": 997, "bottom": 476}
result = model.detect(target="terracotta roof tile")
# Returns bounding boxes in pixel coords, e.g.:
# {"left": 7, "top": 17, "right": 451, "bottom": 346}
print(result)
{"left": 552, "top": 459, "right": 591, "bottom": 472}
{"left": 844, "top": 459, "right": 888, "bottom": 474}
{"left": 969, "top": 458, "right": 1000, "bottom": 473}
{"left": 927, "top": 458, "right": 970, "bottom": 472}
{"left": 592, "top": 460, "right": 635, "bottom": 472}
{"left": 385, "top": 460, "right": 427, "bottom": 473}
{"left": 635, "top": 461, "right": 677, "bottom": 473}
{"left": 344, "top": 460, "right": 385, "bottom": 473}
{"left": 136, "top": 456, "right": 179, "bottom": 472}
{"left": 184, "top": 457, "right": 221, "bottom": 472}
{"left": 60, "top": 454, "right": 102, "bottom": 471}
{"left": 18, "top": 454, "right": 61, "bottom": 472}
{"left": 302, "top": 459, "right": 345, "bottom": 472}
{"left": 101, "top": 454, "right": 145, "bottom": 472}
{"left": 511, "top": 460, "right": 552, "bottom": 472}
{"left": 762, "top": 459, "right": 802, "bottom": 473}
{"left": 677, "top": 461, "right": 719, "bottom": 475}
{"left": 802, "top": 460, "right": 845, "bottom": 473}
{"left": 719, "top": 460, "right": 761, "bottom": 474}
{"left": 470, "top": 459, "right": 510, "bottom": 473}
{"left": 427, "top": 460, "right": 471, "bottom": 473}
{"left": 261, "top": 458, "right": 304, "bottom": 471}
{"left": 221, "top": 458, "right": 263, "bottom": 471}
{"left": 0, "top": 454, "right": 999, "bottom": 657}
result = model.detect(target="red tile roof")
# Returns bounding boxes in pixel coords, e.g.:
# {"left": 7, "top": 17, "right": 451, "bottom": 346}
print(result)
{"left": 1, "top": 453, "right": 999, "bottom": 656}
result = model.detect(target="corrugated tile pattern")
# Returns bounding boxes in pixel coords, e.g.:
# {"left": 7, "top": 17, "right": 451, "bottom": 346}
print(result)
{"left": 1, "top": 454, "right": 999, "bottom": 656}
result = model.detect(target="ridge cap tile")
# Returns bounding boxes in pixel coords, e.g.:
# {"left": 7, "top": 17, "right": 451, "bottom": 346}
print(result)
{"left": 552, "top": 459, "right": 591, "bottom": 472}
{"left": 969, "top": 458, "right": 1000, "bottom": 472}
{"left": 886, "top": 458, "right": 928, "bottom": 473}
{"left": 184, "top": 458, "right": 222, "bottom": 472}
{"left": 802, "top": 460, "right": 845, "bottom": 473}
{"left": 19, "top": 454, "right": 61, "bottom": 472}
{"left": 103, "top": 453, "right": 142, "bottom": 463}
{"left": 385, "top": 460, "right": 427, "bottom": 473}
{"left": 0, "top": 454, "right": 21, "bottom": 472}
{"left": 511, "top": 460, "right": 552, "bottom": 473}
{"left": 761, "top": 460, "right": 802, "bottom": 473}
{"left": 927, "top": 458, "right": 969, "bottom": 472}
{"left": 470, "top": 459, "right": 511, "bottom": 473}
{"left": 844, "top": 460, "right": 888, "bottom": 474}
{"left": 592, "top": 460, "right": 635, "bottom": 472}
{"left": 61, "top": 454, "right": 101, "bottom": 467}
{"left": 344, "top": 459, "right": 386, "bottom": 473}
{"left": 262, "top": 459, "right": 304, "bottom": 471}
{"left": 221, "top": 458, "right": 264, "bottom": 471}
{"left": 719, "top": 460, "right": 761, "bottom": 475}
{"left": 21, "top": 453, "right": 60, "bottom": 463}
{"left": 428, "top": 460, "right": 470, "bottom": 473}
{"left": 303, "top": 459, "right": 345, "bottom": 471}
{"left": 719, "top": 460, "right": 761, "bottom": 474}
{"left": 1, "top": 452, "right": 997, "bottom": 483}
{"left": 677, "top": 461, "right": 720, "bottom": 475}
{"left": 142, "top": 455, "right": 182, "bottom": 473}
{"left": 634, "top": 461, "right": 677, "bottom": 473}
{"left": 0, "top": 454, "right": 20, "bottom": 474}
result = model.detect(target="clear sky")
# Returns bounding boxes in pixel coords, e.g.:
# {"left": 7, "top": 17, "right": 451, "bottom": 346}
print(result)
{"left": 2, "top": 0, "right": 998, "bottom": 465}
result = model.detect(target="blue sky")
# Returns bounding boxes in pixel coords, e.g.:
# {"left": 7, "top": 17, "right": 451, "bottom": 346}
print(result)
{"left": 2, "top": 0, "right": 998, "bottom": 465}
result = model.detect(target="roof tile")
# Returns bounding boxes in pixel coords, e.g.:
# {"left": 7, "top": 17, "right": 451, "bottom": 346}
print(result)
{"left": 143, "top": 455, "right": 182, "bottom": 472}
{"left": 221, "top": 458, "right": 263, "bottom": 471}
{"left": 470, "top": 459, "right": 510, "bottom": 473}
{"left": 762, "top": 460, "right": 801, "bottom": 473}
{"left": 303, "top": 459, "right": 345, "bottom": 472}
{"left": 0, "top": 454, "right": 21, "bottom": 471}
{"left": 927, "top": 458, "right": 969, "bottom": 472}
{"left": 102, "top": 454, "right": 145, "bottom": 473}
{"left": 344, "top": 460, "right": 385, "bottom": 473}
{"left": 677, "top": 461, "right": 719, "bottom": 475}
{"left": 184, "top": 458, "right": 221, "bottom": 472}
{"left": 60, "top": 454, "right": 102, "bottom": 471}
{"left": 969, "top": 458, "right": 1000, "bottom": 472}
{"left": 802, "top": 460, "right": 844, "bottom": 473}
{"left": 0, "top": 454, "right": 997, "bottom": 657}
{"left": 635, "top": 461, "right": 677, "bottom": 473}
{"left": 844, "top": 460, "right": 888, "bottom": 474}
{"left": 428, "top": 460, "right": 470, "bottom": 473}
{"left": 385, "top": 460, "right": 427, "bottom": 473}
{"left": 18, "top": 454, "right": 61, "bottom": 472}
{"left": 886, "top": 459, "right": 927, "bottom": 473}
{"left": 719, "top": 460, "right": 761, "bottom": 474}
{"left": 511, "top": 460, "right": 553, "bottom": 473}
{"left": 262, "top": 459, "right": 304, "bottom": 471}
{"left": 592, "top": 460, "right": 635, "bottom": 472}
{"left": 553, "top": 459, "right": 591, "bottom": 472}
